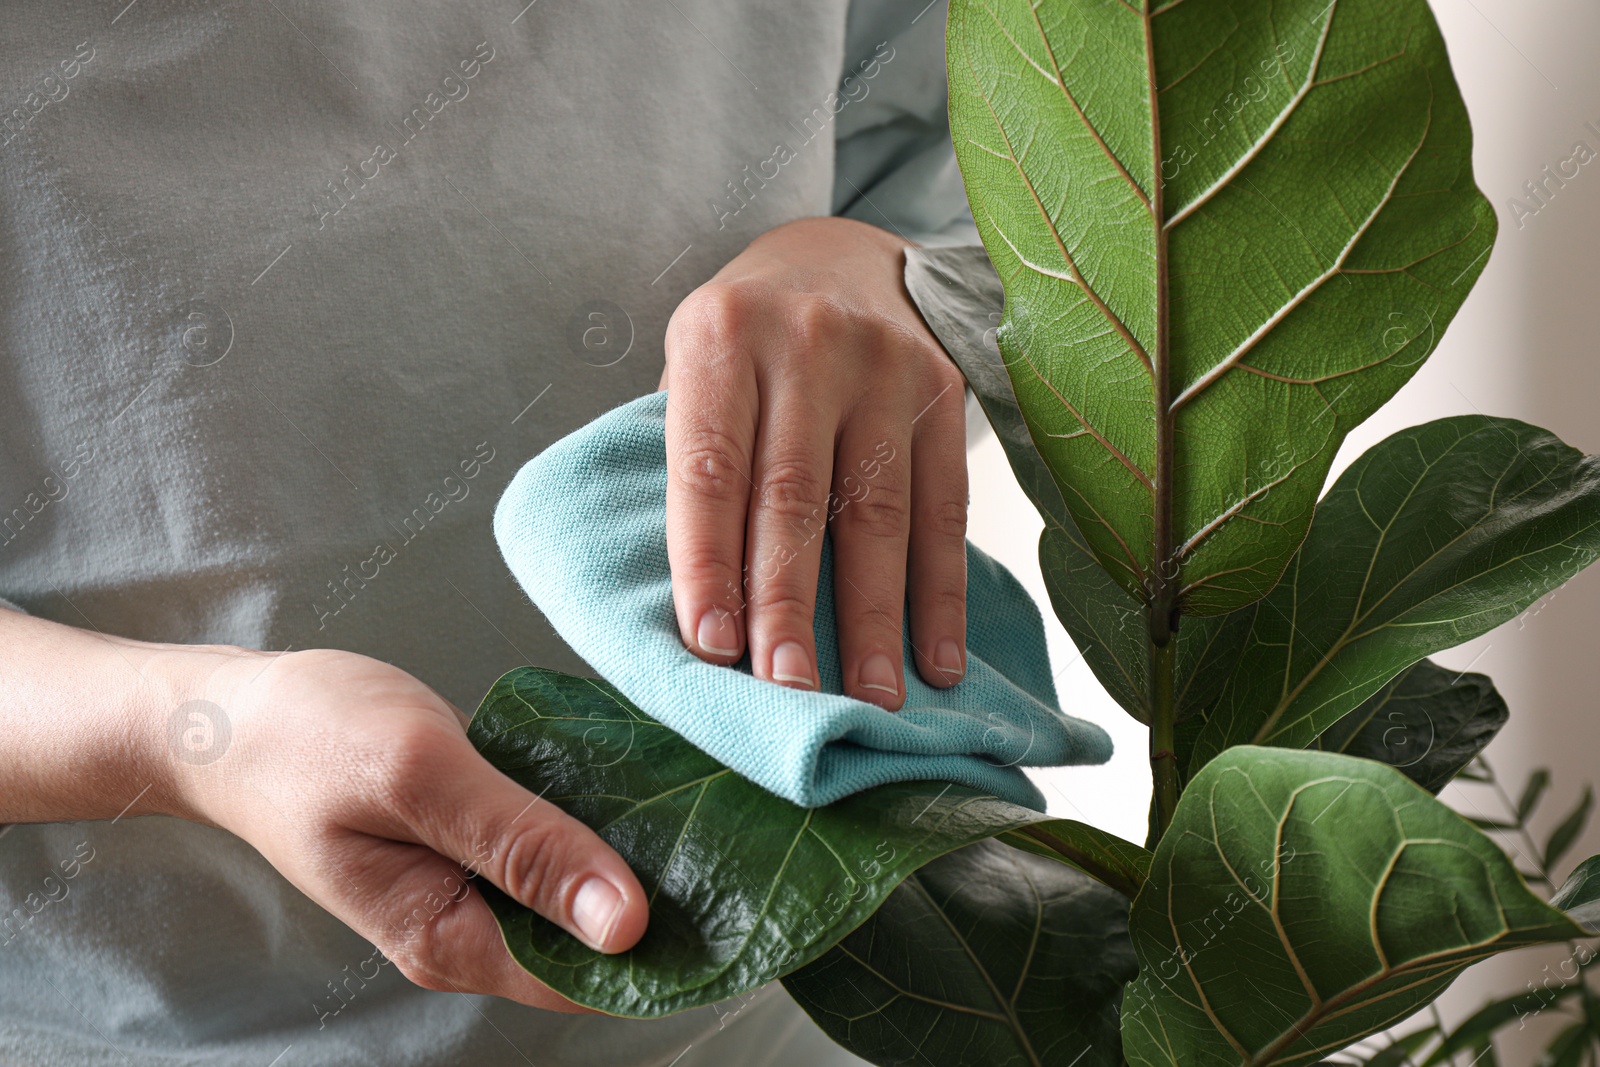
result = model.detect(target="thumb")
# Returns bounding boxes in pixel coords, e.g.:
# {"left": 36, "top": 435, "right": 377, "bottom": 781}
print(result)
{"left": 399, "top": 733, "right": 649, "bottom": 954}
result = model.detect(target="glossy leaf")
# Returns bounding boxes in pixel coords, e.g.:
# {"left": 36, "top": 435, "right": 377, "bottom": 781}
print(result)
{"left": 947, "top": 0, "right": 1495, "bottom": 616}
{"left": 784, "top": 839, "right": 1136, "bottom": 1067}
{"left": 906, "top": 245, "right": 1152, "bottom": 722}
{"left": 1316, "top": 659, "right": 1508, "bottom": 794}
{"left": 1552, "top": 855, "right": 1600, "bottom": 932}
{"left": 1189, "top": 417, "right": 1600, "bottom": 772}
{"left": 1119, "top": 747, "right": 1584, "bottom": 1067}
{"left": 468, "top": 667, "right": 1049, "bottom": 1016}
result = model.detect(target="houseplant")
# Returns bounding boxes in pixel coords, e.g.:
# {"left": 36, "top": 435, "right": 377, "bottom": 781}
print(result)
{"left": 467, "top": 0, "right": 1600, "bottom": 1062}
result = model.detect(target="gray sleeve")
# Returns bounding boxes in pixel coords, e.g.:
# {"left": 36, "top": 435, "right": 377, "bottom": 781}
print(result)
{"left": 0, "top": 597, "right": 26, "bottom": 615}
{"left": 833, "top": 0, "right": 980, "bottom": 247}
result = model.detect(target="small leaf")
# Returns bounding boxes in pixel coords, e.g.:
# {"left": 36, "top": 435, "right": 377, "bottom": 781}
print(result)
{"left": 1551, "top": 855, "right": 1600, "bottom": 932}
{"left": 1469, "top": 817, "right": 1521, "bottom": 832}
{"left": 1367, "top": 1027, "right": 1438, "bottom": 1067}
{"left": 1520, "top": 769, "right": 1555, "bottom": 823}
{"left": 1119, "top": 747, "right": 1583, "bottom": 1067}
{"left": 1422, "top": 991, "right": 1547, "bottom": 1065}
{"left": 784, "top": 839, "right": 1135, "bottom": 1067}
{"left": 1316, "top": 660, "right": 1508, "bottom": 794}
{"left": 1546, "top": 788, "right": 1595, "bottom": 871}
{"left": 468, "top": 668, "right": 1052, "bottom": 1016}
{"left": 1541, "top": 1021, "right": 1592, "bottom": 1067}
{"left": 1189, "top": 417, "right": 1600, "bottom": 773}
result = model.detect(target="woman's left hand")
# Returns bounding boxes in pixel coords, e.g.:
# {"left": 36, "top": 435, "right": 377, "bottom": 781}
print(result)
{"left": 660, "top": 216, "right": 969, "bottom": 711}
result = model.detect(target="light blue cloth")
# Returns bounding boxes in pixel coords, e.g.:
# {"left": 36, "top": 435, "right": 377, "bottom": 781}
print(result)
{"left": 492, "top": 391, "right": 1112, "bottom": 810}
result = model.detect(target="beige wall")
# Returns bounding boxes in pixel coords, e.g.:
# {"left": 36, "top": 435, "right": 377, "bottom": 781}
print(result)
{"left": 966, "top": 0, "right": 1600, "bottom": 1054}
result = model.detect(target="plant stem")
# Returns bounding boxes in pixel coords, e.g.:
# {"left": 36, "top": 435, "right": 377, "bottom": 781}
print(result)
{"left": 1147, "top": 630, "right": 1178, "bottom": 848}
{"left": 1009, "top": 825, "right": 1144, "bottom": 901}
{"left": 1140, "top": 1, "right": 1179, "bottom": 851}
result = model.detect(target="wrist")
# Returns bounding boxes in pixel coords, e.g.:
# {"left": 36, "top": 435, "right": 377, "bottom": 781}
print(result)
{"left": 126, "top": 642, "right": 268, "bottom": 826}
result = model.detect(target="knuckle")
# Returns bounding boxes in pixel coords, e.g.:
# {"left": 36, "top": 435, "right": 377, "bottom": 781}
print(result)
{"left": 916, "top": 583, "right": 967, "bottom": 620}
{"left": 840, "top": 485, "right": 910, "bottom": 537}
{"left": 746, "top": 587, "right": 816, "bottom": 624}
{"left": 673, "top": 429, "right": 750, "bottom": 503}
{"left": 787, "top": 293, "right": 849, "bottom": 349}
{"left": 930, "top": 359, "right": 966, "bottom": 396}
{"left": 919, "top": 497, "right": 969, "bottom": 543}
{"left": 368, "top": 725, "right": 451, "bottom": 823}
{"left": 386, "top": 909, "right": 454, "bottom": 992}
{"left": 671, "top": 281, "right": 761, "bottom": 345}
{"left": 756, "top": 462, "right": 827, "bottom": 520}
{"left": 493, "top": 819, "right": 575, "bottom": 913}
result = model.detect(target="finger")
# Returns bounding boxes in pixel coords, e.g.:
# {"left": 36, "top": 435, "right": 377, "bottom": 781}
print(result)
{"left": 663, "top": 284, "right": 762, "bottom": 665}
{"left": 829, "top": 420, "right": 913, "bottom": 710}
{"left": 907, "top": 371, "right": 969, "bottom": 687}
{"left": 743, "top": 388, "right": 836, "bottom": 692}
{"left": 330, "top": 835, "right": 601, "bottom": 1014}
{"left": 360, "top": 726, "right": 649, "bottom": 956}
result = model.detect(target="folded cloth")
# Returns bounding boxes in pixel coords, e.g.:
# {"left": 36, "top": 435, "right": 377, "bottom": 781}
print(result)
{"left": 492, "top": 391, "right": 1112, "bottom": 809}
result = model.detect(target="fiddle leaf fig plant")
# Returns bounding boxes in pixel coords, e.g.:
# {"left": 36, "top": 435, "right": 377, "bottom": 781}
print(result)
{"left": 467, "top": 0, "right": 1600, "bottom": 1063}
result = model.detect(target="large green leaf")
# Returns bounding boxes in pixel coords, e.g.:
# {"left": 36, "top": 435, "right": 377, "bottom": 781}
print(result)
{"left": 1315, "top": 659, "right": 1508, "bottom": 794}
{"left": 784, "top": 838, "right": 1136, "bottom": 1067}
{"left": 947, "top": 0, "right": 1495, "bottom": 617}
{"left": 468, "top": 667, "right": 1146, "bottom": 1015}
{"left": 1119, "top": 747, "right": 1585, "bottom": 1067}
{"left": 1187, "top": 416, "right": 1600, "bottom": 772}
{"left": 906, "top": 245, "right": 1152, "bottom": 722}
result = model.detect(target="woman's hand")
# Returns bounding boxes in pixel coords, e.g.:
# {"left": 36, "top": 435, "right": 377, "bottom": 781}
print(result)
{"left": 662, "top": 216, "right": 968, "bottom": 710}
{"left": 162, "top": 646, "right": 648, "bottom": 1013}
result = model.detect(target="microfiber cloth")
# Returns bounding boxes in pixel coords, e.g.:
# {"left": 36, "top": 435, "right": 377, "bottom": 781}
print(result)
{"left": 492, "top": 391, "right": 1112, "bottom": 810}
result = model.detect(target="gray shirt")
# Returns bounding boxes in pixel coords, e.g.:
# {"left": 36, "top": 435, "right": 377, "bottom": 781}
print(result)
{"left": 0, "top": 1, "right": 972, "bottom": 1062}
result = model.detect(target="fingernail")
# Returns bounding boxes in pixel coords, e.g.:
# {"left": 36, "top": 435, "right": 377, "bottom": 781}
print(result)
{"left": 858, "top": 652, "right": 899, "bottom": 697}
{"left": 696, "top": 610, "right": 740, "bottom": 657}
{"left": 935, "top": 638, "right": 965, "bottom": 679}
{"left": 572, "top": 876, "right": 625, "bottom": 950}
{"left": 771, "top": 641, "right": 816, "bottom": 688}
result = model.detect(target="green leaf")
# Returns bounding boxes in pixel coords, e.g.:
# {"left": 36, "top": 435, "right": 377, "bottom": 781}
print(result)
{"left": 947, "top": 0, "right": 1495, "bottom": 617}
{"left": 1421, "top": 991, "right": 1544, "bottom": 1065}
{"left": 1119, "top": 747, "right": 1584, "bottom": 1067}
{"left": 784, "top": 839, "right": 1136, "bottom": 1067}
{"left": 1520, "top": 769, "right": 1555, "bottom": 823}
{"left": 1367, "top": 1027, "right": 1439, "bottom": 1067}
{"left": 1316, "top": 659, "right": 1509, "bottom": 794}
{"left": 1541, "top": 1021, "right": 1594, "bottom": 1067}
{"left": 905, "top": 245, "right": 1152, "bottom": 722}
{"left": 1546, "top": 788, "right": 1595, "bottom": 872}
{"left": 467, "top": 667, "right": 1050, "bottom": 1016}
{"left": 1551, "top": 855, "right": 1600, "bottom": 932}
{"left": 999, "top": 817, "right": 1152, "bottom": 899}
{"left": 1188, "top": 417, "right": 1600, "bottom": 773}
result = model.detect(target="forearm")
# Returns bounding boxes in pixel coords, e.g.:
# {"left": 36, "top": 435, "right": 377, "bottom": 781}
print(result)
{"left": 0, "top": 608, "right": 234, "bottom": 824}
